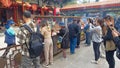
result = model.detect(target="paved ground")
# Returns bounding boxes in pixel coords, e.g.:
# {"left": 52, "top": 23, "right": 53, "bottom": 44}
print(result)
{"left": 0, "top": 28, "right": 119, "bottom": 68}
{"left": 44, "top": 41, "right": 119, "bottom": 68}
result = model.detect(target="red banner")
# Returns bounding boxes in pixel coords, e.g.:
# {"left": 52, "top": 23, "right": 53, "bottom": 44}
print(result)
{"left": 0, "top": 0, "right": 12, "bottom": 7}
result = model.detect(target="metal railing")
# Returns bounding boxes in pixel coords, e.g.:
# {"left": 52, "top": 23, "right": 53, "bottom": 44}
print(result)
{"left": 0, "top": 45, "right": 23, "bottom": 68}
{"left": 0, "top": 35, "right": 62, "bottom": 68}
{"left": 0, "top": 31, "right": 85, "bottom": 68}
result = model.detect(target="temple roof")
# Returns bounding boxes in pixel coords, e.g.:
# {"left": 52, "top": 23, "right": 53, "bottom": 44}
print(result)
{"left": 61, "top": 0, "right": 120, "bottom": 10}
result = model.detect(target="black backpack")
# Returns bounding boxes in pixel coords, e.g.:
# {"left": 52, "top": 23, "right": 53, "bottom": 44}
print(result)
{"left": 22, "top": 25, "right": 44, "bottom": 58}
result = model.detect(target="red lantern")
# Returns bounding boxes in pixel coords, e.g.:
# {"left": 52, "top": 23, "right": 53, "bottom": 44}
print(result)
{"left": 1, "top": 0, "right": 12, "bottom": 7}
{"left": 44, "top": 6, "right": 48, "bottom": 10}
{"left": 56, "top": 8, "right": 60, "bottom": 13}
{"left": 32, "top": 4, "right": 37, "bottom": 11}
{"left": 49, "top": 10, "right": 53, "bottom": 13}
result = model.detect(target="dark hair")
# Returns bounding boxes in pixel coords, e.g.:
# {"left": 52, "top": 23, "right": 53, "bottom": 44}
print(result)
{"left": 97, "top": 18, "right": 104, "bottom": 27}
{"left": 73, "top": 19, "right": 77, "bottom": 23}
{"left": 23, "top": 10, "right": 31, "bottom": 18}
{"left": 87, "top": 18, "right": 93, "bottom": 24}
{"left": 77, "top": 20, "right": 80, "bottom": 24}
{"left": 104, "top": 15, "right": 113, "bottom": 22}
{"left": 40, "top": 20, "right": 47, "bottom": 27}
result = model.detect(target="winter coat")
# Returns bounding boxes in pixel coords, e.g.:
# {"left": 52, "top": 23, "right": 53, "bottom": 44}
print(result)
{"left": 5, "top": 27, "right": 16, "bottom": 45}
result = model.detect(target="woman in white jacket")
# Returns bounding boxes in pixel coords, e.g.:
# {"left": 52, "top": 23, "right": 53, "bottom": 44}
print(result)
{"left": 90, "top": 18, "right": 103, "bottom": 64}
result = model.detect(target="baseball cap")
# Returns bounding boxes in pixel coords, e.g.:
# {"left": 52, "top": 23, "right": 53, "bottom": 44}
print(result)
{"left": 7, "top": 20, "right": 15, "bottom": 25}
{"left": 5, "top": 20, "right": 15, "bottom": 29}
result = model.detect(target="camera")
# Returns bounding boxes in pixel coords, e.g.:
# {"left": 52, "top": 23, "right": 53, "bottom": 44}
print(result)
{"left": 110, "top": 24, "right": 113, "bottom": 27}
{"left": 111, "top": 28, "right": 114, "bottom": 30}
{"left": 109, "top": 24, "right": 114, "bottom": 30}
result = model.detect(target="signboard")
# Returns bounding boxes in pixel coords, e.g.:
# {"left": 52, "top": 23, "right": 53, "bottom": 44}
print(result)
{"left": 88, "top": 12, "right": 101, "bottom": 17}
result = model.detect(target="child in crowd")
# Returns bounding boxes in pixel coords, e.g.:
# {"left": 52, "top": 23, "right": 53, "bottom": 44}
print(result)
{"left": 2, "top": 20, "right": 16, "bottom": 58}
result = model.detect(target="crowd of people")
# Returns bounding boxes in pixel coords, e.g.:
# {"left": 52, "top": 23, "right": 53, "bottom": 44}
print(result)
{"left": 83, "top": 16, "right": 120, "bottom": 68}
{"left": 1, "top": 10, "right": 120, "bottom": 68}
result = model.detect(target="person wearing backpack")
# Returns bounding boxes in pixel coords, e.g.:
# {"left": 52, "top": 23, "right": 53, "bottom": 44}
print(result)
{"left": 40, "top": 20, "right": 53, "bottom": 67}
{"left": 17, "top": 11, "right": 41, "bottom": 68}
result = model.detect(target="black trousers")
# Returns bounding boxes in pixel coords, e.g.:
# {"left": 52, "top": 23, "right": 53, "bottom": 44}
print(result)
{"left": 106, "top": 50, "right": 115, "bottom": 68}
{"left": 93, "top": 42, "right": 101, "bottom": 61}
{"left": 77, "top": 33, "right": 81, "bottom": 47}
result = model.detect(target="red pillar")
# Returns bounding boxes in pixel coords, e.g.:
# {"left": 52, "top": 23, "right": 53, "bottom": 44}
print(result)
{"left": 53, "top": 7, "right": 56, "bottom": 16}
{"left": 13, "top": 5, "right": 18, "bottom": 25}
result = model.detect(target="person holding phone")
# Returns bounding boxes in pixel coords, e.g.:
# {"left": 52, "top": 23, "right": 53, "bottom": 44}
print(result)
{"left": 103, "top": 15, "right": 116, "bottom": 68}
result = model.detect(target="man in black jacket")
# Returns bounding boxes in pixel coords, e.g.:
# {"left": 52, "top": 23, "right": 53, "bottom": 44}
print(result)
{"left": 68, "top": 19, "right": 79, "bottom": 54}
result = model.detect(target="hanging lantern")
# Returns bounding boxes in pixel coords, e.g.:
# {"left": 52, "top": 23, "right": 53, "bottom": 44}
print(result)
{"left": 23, "top": 2, "right": 31, "bottom": 10}
{"left": 32, "top": 4, "right": 37, "bottom": 11}
{"left": 44, "top": 6, "right": 48, "bottom": 10}
{"left": 1, "top": 0, "right": 12, "bottom": 7}
{"left": 56, "top": 8, "right": 60, "bottom": 13}
{"left": 25, "top": 2, "right": 31, "bottom": 8}
{"left": 49, "top": 10, "right": 53, "bottom": 13}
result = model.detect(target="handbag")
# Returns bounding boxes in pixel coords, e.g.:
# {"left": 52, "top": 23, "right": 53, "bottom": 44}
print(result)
{"left": 57, "top": 36, "right": 62, "bottom": 48}
{"left": 57, "top": 33, "right": 67, "bottom": 49}
{"left": 57, "top": 28, "right": 68, "bottom": 49}
{"left": 105, "top": 40, "right": 116, "bottom": 51}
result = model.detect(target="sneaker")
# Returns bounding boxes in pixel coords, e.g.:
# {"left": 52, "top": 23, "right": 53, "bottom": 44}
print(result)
{"left": 43, "top": 64, "right": 49, "bottom": 68}
{"left": 64, "top": 57, "right": 68, "bottom": 60}
{"left": 70, "top": 52, "right": 75, "bottom": 55}
{"left": 85, "top": 44, "right": 91, "bottom": 46}
{"left": 61, "top": 58, "right": 68, "bottom": 61}
{"left": 91, "top": 60, "right": 99, "bottom": 64}
{"left": 50, "top": 62, "right": 53, "bottom": 65}
{"left": 76, "top": 46, "right": 80, "bottom": 48}
{"left": 100, "top": 55, "right": 106, "bottom": 58}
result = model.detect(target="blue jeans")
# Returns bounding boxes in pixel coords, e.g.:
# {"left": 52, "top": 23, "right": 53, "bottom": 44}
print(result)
{"left": 70, "top": 37, "right": 77, "bottom": 54}
{"left": 85, "top": 32, "right": 91, "bottom": 45}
